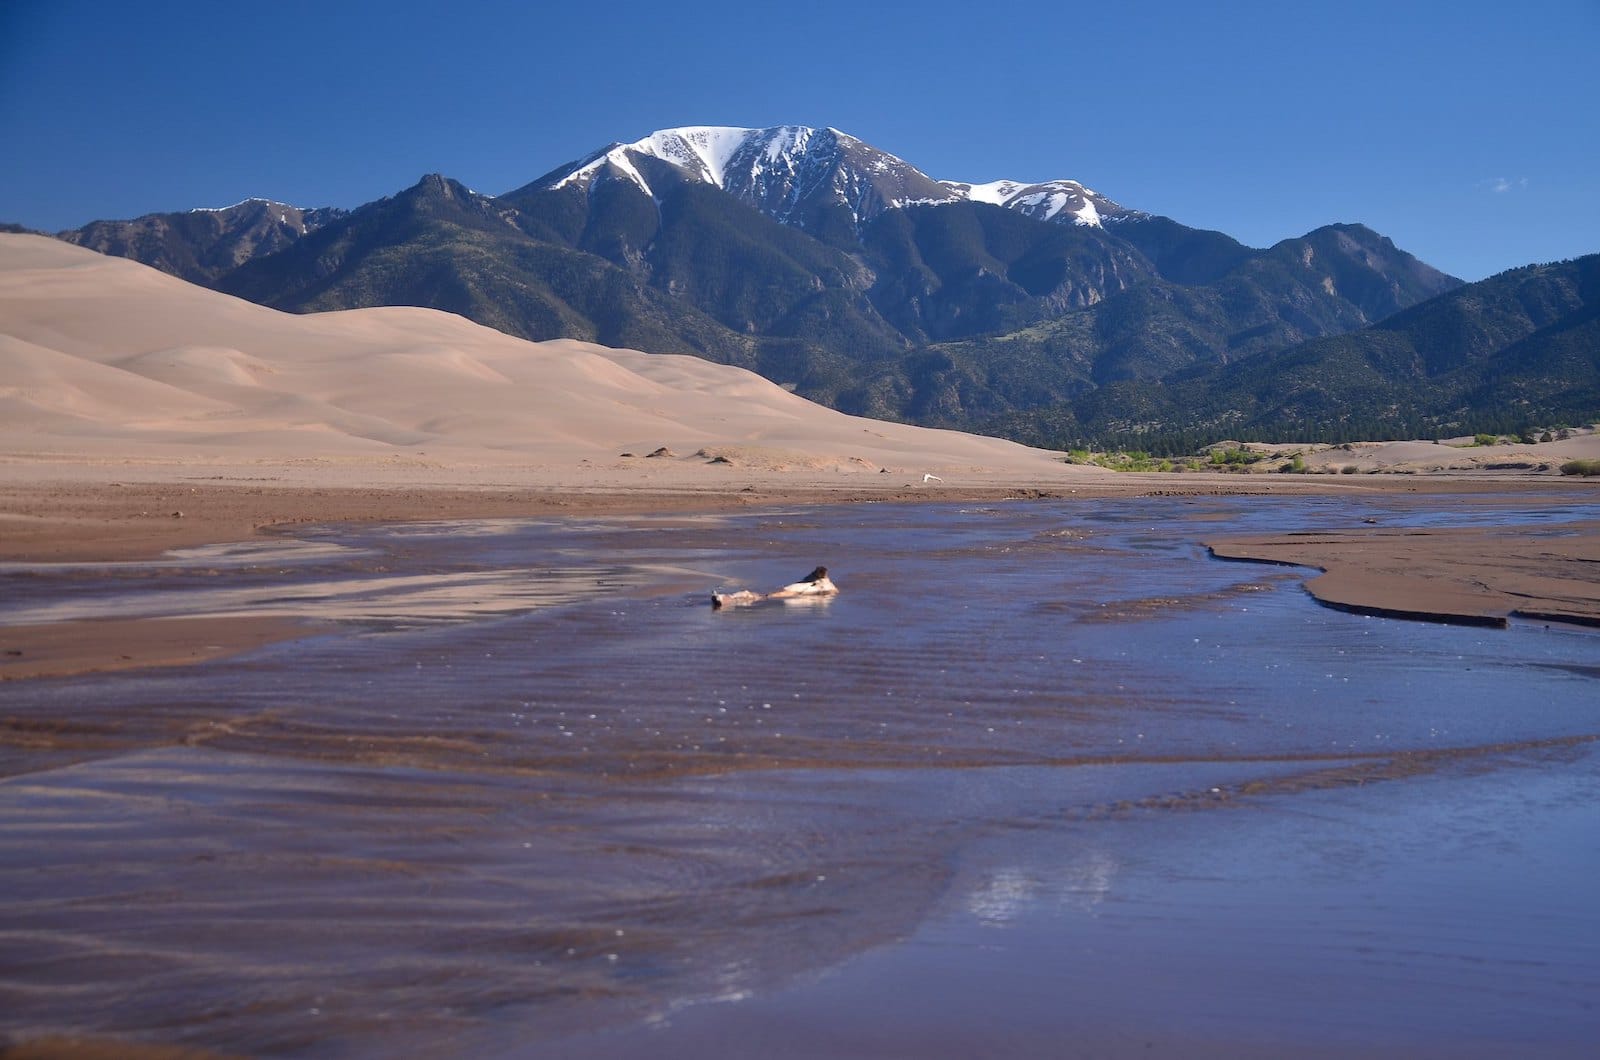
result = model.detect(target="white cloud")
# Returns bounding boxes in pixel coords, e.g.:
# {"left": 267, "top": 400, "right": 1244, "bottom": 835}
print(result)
{"left": 1484, "top": 176, "right": 1530, "bottom": 194}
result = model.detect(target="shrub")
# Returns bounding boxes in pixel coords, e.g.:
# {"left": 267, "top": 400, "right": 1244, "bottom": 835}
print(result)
{"left": 1208, "top": 446, "right": 1268, "bottom": 469}
{"left": 1340, "top": 464, "right": 1360, "bottom": 474}
{"left": 1559, "top": 459, "right": 1600, "bottom": 477}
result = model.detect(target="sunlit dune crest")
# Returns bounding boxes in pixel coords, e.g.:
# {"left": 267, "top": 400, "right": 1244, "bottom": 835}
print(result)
{"left": 0, "top": 234, "right": 1079, "bottom": 479}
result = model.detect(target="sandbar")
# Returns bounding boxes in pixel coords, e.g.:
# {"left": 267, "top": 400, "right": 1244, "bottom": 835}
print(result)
{"left": 1208, "top": 520, "right": 1600, "bottom": 627}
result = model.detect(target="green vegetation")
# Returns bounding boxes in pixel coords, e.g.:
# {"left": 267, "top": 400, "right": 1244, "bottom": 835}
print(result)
{"left": 1210, "top": 446, "right": 1270, "bottom": 468}
{"left": 1064, "top": 449, "right": 1168, "bottom": 472}
{"left": 1064, "top": 443, "right": 1306, "bottom": 474}
{"left": 1560, "top": 459, "right": 1600, "bottom": 477}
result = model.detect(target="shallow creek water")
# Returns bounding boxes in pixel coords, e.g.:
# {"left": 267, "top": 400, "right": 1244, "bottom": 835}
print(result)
{"left": 1, "top": 495, "right": 1597, "bottom": 1057}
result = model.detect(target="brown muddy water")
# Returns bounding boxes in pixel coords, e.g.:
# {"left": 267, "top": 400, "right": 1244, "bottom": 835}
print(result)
{"left": 2, "top": 496, "right": 1597, "bottom": 1057}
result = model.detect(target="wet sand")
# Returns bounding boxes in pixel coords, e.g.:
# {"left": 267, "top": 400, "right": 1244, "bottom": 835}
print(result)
{"left": 2, "top": 495, "right": 1597, "bottom": 1056}
{"left": 0, "top": 478, "right": 1031, "bottom": 678}
{"left": 0, "top": 473, "right": 1430, "bottom": 564}
{"left": 0, "top": 616, "right": 314, "bottom": 682}
{"left": 1208, "top": 519, "right": 1600, "bottom": 627}
{"left": 2, "top": 475, "right": 1596, "bottom": 680}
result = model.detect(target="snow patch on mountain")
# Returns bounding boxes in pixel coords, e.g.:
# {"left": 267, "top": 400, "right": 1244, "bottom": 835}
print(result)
{"left": 553, "top": 126, "right": 808, "bottom": 196}
{"left": 189, "top": 198, "right": 293, "bottom": 214}
{"left": 545, "top": 125, "right": 1137, "bottom": 231}
{"left": 939, "top": 178, "right": 1121, "bottom": 227}
{"left": 949, "top": 180, "right": 1028, "bottom": 206}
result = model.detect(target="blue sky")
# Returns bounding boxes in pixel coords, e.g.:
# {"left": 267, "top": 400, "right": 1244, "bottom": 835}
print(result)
{"left": 2, "top": 0, "right": 1596, "bottom": 281}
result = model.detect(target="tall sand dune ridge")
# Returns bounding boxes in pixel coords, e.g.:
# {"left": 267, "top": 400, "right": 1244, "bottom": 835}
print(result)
{"left": 0, "top": 234, "right": 1088, "bottom": 485}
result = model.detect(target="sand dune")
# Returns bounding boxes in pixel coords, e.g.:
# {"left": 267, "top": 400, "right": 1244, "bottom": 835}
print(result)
{"left": 0, "top": 234, "right": 1085, "bottom": 484}
{"left": 9, "top": 231, "right": 1592, "bottom": 502}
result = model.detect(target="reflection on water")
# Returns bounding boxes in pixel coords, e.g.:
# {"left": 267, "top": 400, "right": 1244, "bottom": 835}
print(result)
{"left": 0, "top": 495, "right": 1597, "bottom": 1055}
{"left": 966, "top": 848, "right": 1120, "bottom": 925}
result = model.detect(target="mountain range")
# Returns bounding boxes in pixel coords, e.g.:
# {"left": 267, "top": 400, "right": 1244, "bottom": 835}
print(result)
{"left": 43, "top": 124, "right": 1597, "bottom": 448}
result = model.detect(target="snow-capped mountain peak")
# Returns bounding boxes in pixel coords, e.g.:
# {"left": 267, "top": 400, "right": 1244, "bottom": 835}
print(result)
{"left": 544, "top": 125, "right": 954, "bottom": 229}
{"left": 554, "top": 126, "right": 762, "bottom": 193}
{"left": 540, "top": 125, "right": 1135, "bottom": 231}
{"left": 553, "top": 126, "right": 817, "bottom": 195}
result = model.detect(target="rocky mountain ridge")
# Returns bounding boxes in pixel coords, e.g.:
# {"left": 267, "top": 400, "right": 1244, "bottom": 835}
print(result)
{"left": 36, "top": 125, "right": 1510, "bottom": 446}
{"left": 60, "top": 198, "right": 348, "bottom": 285}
